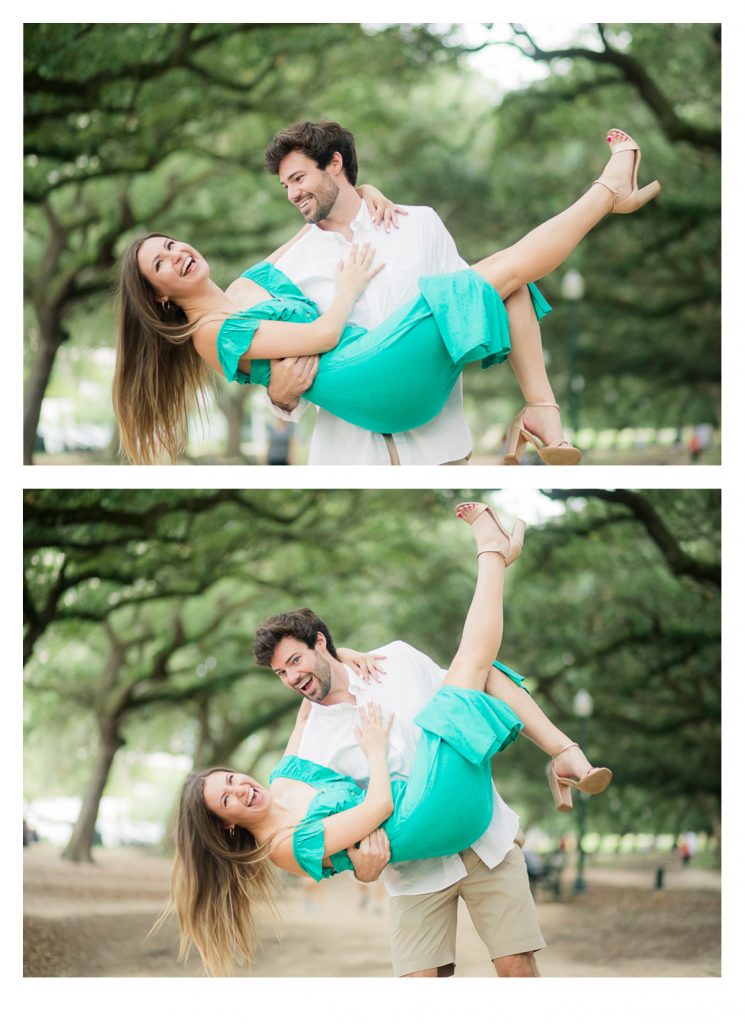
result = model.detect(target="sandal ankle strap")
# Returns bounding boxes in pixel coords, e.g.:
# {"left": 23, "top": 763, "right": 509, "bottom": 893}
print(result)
{"left": 593, "top": 178, "right": 619, "bottom": 200}
{"left": 551, "top": 741, "right": 578, "bottom": 761}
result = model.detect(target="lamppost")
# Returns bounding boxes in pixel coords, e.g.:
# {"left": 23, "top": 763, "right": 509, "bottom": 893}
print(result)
{"left": 573, "top": 688, "right": 593, "bottom": 893}
{"left": 561, "top": 269, "right": 585, "bottom": 437}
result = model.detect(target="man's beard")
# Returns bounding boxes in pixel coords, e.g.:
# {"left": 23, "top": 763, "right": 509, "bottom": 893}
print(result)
{"left": 307, "top": 652, "right": 333, "bottom": 701}
{"left": 302, "top": 175, "right": 339, "bottom": 224}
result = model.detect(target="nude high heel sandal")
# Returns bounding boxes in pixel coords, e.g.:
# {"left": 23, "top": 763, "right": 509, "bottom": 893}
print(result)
{"left": 504, "top": 402, "right": 582, "bottom": 465}
{"left": 548, "top": 742, "right": 613, "bottom": 812}
{"left": 593, "top": 128, "right": 661, "bottom": 214}
{"left": 454, "top": 502, "right": 526, "bottom": 567}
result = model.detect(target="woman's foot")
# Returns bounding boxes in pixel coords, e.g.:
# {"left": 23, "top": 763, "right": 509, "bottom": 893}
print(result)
{"left": 504, "top": 402, "right": 582, "bottom": 465}
{"left": 592, "top": 128, "right": 661, "bottom": 214}
{"left": 455, "top": 502, "right": 525, "bottom": 566}
{"left": 549, "top": 741, "right": 613, "bottom": 812}
{"left": 521, "top": 402, "right": 569, "bottom": 449}
{"left": 550, "top": 743, "right": 594, "bottom": 782}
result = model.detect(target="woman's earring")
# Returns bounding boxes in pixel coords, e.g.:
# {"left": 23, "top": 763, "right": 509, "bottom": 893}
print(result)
{"left": 228, "top": 825, "right": 236, "bottom": 837}
{"left": 160, "top": 299, "right": 172, "bottom": 312}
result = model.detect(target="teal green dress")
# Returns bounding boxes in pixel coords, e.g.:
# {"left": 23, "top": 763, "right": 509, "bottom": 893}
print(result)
{"left": 268, "top": 661, "right": 527, "bottom": 882}
{"left": 217, "top": 262, "right": 551, "bottom": 435}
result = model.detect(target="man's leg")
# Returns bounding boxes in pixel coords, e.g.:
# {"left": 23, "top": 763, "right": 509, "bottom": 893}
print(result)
{"left": 404, "top": 966, "right": 454, "bottom": 978}
{"left": 459, "top": 846, "right": 545, "bottom": 977}
{"left": 493, "top": 951, "right": 540, "bottom": 977}
{"left": 388, "top": 879, "right": 460, "bottom": 978}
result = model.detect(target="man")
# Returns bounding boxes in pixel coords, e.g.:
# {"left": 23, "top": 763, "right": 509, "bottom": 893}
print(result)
{"left": 253, "top": 608, "right": 545, "bottom": 978}
{"left": 263, "top": 120, "right": 472, "bottom": 465}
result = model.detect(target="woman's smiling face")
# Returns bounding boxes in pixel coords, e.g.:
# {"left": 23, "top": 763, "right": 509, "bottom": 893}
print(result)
{"left": 202, "top": 770, "right": 272, "bottom": 829}
{"left": 136, "top": 236, "right": 208, "bottom": 303}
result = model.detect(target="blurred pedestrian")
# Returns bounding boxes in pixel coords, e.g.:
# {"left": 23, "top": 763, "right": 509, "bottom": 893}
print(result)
{"left": 266, "top": 417, "right": 295, "bottom": 465}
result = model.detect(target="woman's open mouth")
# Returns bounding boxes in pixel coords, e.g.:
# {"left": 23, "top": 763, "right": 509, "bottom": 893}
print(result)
{"left": 181, "top": 255, "right": 196, "bottom": 276}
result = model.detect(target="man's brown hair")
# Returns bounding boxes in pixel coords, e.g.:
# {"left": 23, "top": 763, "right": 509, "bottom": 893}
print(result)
{"left": 253, "top": 608, "right": 339, "bottom": 666}
{"left": 264, "top": 120, "right": 359, "bottom": 185}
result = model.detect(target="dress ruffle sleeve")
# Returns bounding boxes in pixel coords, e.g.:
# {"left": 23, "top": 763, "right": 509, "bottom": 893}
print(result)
{"left": 270, "top": 755, "right": 361, "bottom": 882}
{"left": 492, "top": 658, "right": 529, "bottom": 692}
{"left": 216, "top": 316, "right": 261, "bottom": 384}
{"left": 292, "top": 819, "right": 329, "bottom": 882}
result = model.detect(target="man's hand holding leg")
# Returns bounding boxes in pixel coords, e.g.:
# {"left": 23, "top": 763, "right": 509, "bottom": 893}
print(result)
{"left": 348, "top": 828, "right": 391, "bottom": 883}
{"left": 268, "top": 355, "right": 319, "bottom": 412}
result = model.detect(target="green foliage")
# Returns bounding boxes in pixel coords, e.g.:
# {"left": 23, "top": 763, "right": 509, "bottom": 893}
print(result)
{"left": 24, "top": 488, "right": 720, "bottom": 843}
{"left": 24, "top": 23, "right": 720, "bottom": 461}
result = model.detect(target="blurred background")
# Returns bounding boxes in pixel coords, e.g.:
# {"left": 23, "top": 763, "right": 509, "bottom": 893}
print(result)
{"left": 24, "top": 23, "right": 721, "bottom": 465}
{"left": 23, "top": 488, "right": 721, "bottom": 975}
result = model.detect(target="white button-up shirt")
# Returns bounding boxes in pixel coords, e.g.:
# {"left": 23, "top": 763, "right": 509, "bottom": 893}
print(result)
{"left": 297, "top": 641, "right": 521, "bottom": 897}
{"left": 270, "top": 202, "right": 472, "bottom": 465}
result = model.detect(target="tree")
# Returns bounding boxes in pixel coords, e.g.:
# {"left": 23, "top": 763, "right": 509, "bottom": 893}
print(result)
{"left": 25, "top": 24, "right": 721, "bottom": 463}
{"left": 23, "top": 23, "right": 463, "bottom": 462}
{"left": 459, "top": 23, "right": 721, "bottom": 445}
{"left": 24, "top": 488, "right": 720, "bottom": 860}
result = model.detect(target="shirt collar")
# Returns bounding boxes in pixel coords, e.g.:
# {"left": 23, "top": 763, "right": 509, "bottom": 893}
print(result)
{"left": 349, "top": 198, "right": 370, "bottom": 230}
{"left": 345, "top": 663, "right": 369, "bottom": 697}
{"left": 309, "top": 197, "right": 367, "bottom": 238}
{"left": 309, "top": 664, "right": 366, "bottom": 712}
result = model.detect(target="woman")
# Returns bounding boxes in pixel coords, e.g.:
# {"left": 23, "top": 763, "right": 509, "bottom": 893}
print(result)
{"left": 168, "top": 503, "right": 612, "bottom": 974}
{"left": 115, "top": 130, "right": 660, "bottom": 463}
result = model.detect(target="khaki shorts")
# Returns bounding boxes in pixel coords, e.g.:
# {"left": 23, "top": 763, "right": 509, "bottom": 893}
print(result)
{"left": 388, "top": 844, "right": 545, "bottom": 976}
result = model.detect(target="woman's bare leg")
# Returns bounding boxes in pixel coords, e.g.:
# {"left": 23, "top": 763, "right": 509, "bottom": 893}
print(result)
{"left": 471, "top": 148, "right": 636, "bottom": 300}
{"left": 503, "top": 286, "right": 566, "bottom": 446}
{"left": 446, "top": 505, "right": 600, "bottom": 780}
{"left": 484, "top": 665, "right": 594, "bottom": 778}
{"left": 443, "top": 510, "right": 507, "bottom": 692}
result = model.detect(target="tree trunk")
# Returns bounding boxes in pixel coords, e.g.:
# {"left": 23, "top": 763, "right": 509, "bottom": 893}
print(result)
{"left": 215, "top": 390, "right": 247, "bottom": 461}
{"left": 61, "top": 717, "right": 125, "bottom": 863}
{"left": 24, "top": 312, "right": 64, "bottom": 464}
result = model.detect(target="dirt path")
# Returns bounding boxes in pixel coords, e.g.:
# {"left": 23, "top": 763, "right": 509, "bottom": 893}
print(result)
{"left": 23, "top": 844, "right": 720, "bottom": 977}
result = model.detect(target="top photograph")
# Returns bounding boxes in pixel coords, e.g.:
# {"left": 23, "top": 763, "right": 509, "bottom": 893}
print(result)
{"left": 23, "top": 23, "right": 721, "bottom": 466}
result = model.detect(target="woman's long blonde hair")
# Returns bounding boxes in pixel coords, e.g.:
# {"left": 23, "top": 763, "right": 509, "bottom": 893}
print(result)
{"left": 162, "top": 767, "right": 279, "bottom": 976}
{"left": 113, "top": 233, "right": 213, "bottom": 464}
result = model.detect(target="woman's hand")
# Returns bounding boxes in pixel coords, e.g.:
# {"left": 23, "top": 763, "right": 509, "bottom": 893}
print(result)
{"left": 335, "top": 243, "right": 385, "bottom": 301}
{"left": 337, "top": 648, "right": 387, "bottom": 683}
{"left": 354, "top": 702, "right": 394, "bottom": 758}
{"left": 356, "top": 183, "right": 408, "bottom": 233}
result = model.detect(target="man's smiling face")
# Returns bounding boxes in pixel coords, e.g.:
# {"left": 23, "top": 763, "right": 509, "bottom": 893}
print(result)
{"left": 278, "top": 150, "right": 340, "bottom": 224}
{"left": 270, "top": 634, "right": 333, "bottom": 703}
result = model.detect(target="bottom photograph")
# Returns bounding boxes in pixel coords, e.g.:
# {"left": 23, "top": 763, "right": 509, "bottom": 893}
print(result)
{"left": 23, "top": 488, "right": 721, "bottom": 978}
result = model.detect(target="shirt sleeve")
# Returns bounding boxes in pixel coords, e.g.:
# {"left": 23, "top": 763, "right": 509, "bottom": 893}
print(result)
{"left": 390, "top": 641, "right": 446, "bottom": 700}
{"left": 262, "top": 391, "right": 310, "bottom": 422}
{"left": 418, "top": 207, "right": 469, "bottom": 275}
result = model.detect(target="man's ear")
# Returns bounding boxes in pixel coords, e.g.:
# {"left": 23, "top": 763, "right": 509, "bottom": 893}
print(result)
{"left": 327, "top": 151, "right": 344, "bottom": 178}
{"left": 314, "top": 631, "right": 328, "bottom": 653}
